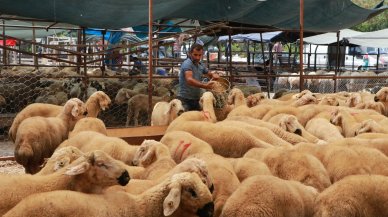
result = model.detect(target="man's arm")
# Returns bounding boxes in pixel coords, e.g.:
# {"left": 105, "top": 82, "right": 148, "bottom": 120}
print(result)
{"left": 185, "top": 71, "right": 214, "bottom": 89}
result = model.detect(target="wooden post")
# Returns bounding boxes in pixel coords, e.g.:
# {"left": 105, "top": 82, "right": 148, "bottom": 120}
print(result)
{"left": 299, "top": 0, "right": 305, "bottom": 92}
{"left": 148, "top": 0, "right": 154, "bottom": 124}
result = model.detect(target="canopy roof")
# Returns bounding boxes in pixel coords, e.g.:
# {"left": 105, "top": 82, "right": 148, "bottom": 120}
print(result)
{"left": 345, "top": 29, "right": 388, "bottom": 48}
{"left": 302, "top": 29, "right": 362, "bottom": 45}
{"left": 218, "top": 31, "right": 282, "bottom": 42}
{"left": 0, "top": 0, "right": 386, "bottom": 31}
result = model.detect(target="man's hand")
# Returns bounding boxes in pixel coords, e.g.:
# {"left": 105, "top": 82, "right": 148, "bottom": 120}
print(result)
{"left": 205, "top": 81, "right": 216, "bottom": 90}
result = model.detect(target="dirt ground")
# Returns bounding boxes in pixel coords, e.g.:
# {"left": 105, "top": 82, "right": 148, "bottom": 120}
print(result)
{"left": 0, "top": 141, "right": 24, "bottom": 174}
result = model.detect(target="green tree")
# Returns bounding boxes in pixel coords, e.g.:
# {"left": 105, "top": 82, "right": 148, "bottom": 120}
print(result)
{"left": 351, "top": 0, "right": 388, "bottom": 32}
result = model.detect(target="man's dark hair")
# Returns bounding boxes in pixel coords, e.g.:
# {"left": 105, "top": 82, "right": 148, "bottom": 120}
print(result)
{"left": 190, "top": 43, "right": 204, "bottom": 53}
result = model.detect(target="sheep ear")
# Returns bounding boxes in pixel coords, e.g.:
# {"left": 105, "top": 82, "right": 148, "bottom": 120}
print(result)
{"left": 140, "top": 146, "right": 155, "bottom": 166}
{"left": 125, "top": 90, "right": 132, "bottom": 99}
{"left": 163, "top": 184, "right": 181, "bottom": 216}
{"left": 65, "top": 161, "right": 90, "bottom": 175}
{"left": 165, "top": 102, "right": 173, "bottom": 116}
{"left": 279, "top": 120, "right": 287, "bottom": 131}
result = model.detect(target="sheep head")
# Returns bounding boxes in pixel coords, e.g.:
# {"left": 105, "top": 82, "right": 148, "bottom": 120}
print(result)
{"left": 163, "top": 172, "right": 214, "bottom": 217}
{"left": 356, "top": 119, "right": 382, "bottom": 135}
{"left": 279, "top": 115, "right": 302, "bottom": 136}
{"left": 227, "top": 88, "right": 244, "bottom": 105}
{"left": 65, "top": 150, "right": 130, "bottom": 188}
{"left": 132, "top": 140, "right": 169, "bottom": 167}
{"left": 345, "top": 93, "right": 362, "bottom": 107}
{"left": 41, "top": 146, "right": 84, "bottom": 173}
{"left": 319, "top": 96, "right": 339, "bottom": 106}
{"left": 246, "top": 92, "right": 266, "bottom": 107}
{"left": 292, "top": 89, "right": 312, "bottom": 100}
{"left": 174, "top": 158, "right": 214, "bottom": 193}
{"left": 200, "top": 92, "right": 216, "bottom": 109}
{"left": 166, "top": 99, "right": 185, "bottom": 117}
{"left": 330, "top": 109, "right": 342, "bottom": 126}
{"left": 63, "top": 98, "right": 86, "bottom": 119}
{"left": 295, "top": 94, "right": 317, "bottom": 106}
{"left": 92, "top": 91, "right": 111, "bottom": 111}
{"left": 374, "top": 87, "right": 388, "bottom": 102}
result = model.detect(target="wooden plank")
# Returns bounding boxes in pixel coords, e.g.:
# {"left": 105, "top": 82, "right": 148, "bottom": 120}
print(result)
{"left": 106, "top": 126, "right": 167, "bottom": 145}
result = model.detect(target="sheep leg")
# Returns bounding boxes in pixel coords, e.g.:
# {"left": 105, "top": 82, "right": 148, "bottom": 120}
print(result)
{"left": 126, "top": 107, "right": 133, "bottom": 127}
{"left": 133, "top": 110, "right": 139, "bottom": 126}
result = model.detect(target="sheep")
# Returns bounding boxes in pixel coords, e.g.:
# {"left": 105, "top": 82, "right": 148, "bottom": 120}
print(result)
{"left": 268, "top": 114, "right": 326, "bottom": 144}
{"left": 109, "top": 157, "right": 214, "bottom": 196}
{"left": 166, "top": 92, "right": 218, "bottom": 132}
{"left": 220, "top": 175, "right": 318, "bottom": 217}
{"left": 0, "top": 94, "right": 6, "bottom": 107}
{"left": 318, "top": 95, "right": 340, "bottom": 106}
{"left": 244, "top": 147, "right": 331, "bottom": 192}
{"left": 330, "top": 108, "right": 362, "bottom": 137}
{"left": 226, "top": 116, "right": 308, "bottom": 145}
{"left": 216, "top": 120, "right": 293, "bottom": 147}
{"left": 14, "top": 98, "right": 86, "bottom": 174}
{"left": 374, "top": 87, "right": 388, "bottom": 116}
{"left": 114, "top": 88, "right": 138, "bottom": 105}
{"left": 355, "top": 119, "right": 388, "bottom": 135}
{"left": 0, "top": 150, "right": 130, "bottom": 215}
{"left": 246, "top": 92, "right": 267, "bottom": 107}
{"left": 58, "top": 131, "right": 138, "bottom": 166}
{"left": 126, "top": 93, "right": 172, "bottom": 126}
{"left": 151, "top": 99, "right": 185, "bottom": 126}
{"left": 8, "top": 103, "right": 64, "bottom": 142}
{"left": 167, "top": 121, "right": 272, "bottom": 158}
{"left": 9, "top": 91, "right": 109, "bottom": 142}
{"left": 355, "top": 101, "right": 387, "bottom": 115}
{"left": 36, "top": 146, "right": 84, "bottom": 175}
{"left": 84, "top": 91, "right": 111, "bottom": 117}
{"left": 313, "top": 175, "right": 388, "bottom": 217}
{"left": 227, "top": 88, "right": 246, "bottom": 107}
{"left": 4, "top": 172, "right": 213, "bottom": 217}
{"left": 331, "top": 137, "right": 388, "bottom": 157}
{"left": 160, "top": 131, "right": 214, "bottom": 163}
{"left": 227, "top": 104, "right": 274, "bottom": 119}
{"left": 68, "top": 117, "right": 107, "bottom": 138}
{"left": 294, "top": 142, "right": 388, "bottom": 182}
{"left": 227, "top": 158, "right": 272, "bottom": 182}
{"left": 131, "top": 140, "right": 176, "bottom": 180}
{"left": 189, "top": 153, "right": 240, "bottom": 217}
{"left": 305, "top": 118, "right": 344, "bottom": 142}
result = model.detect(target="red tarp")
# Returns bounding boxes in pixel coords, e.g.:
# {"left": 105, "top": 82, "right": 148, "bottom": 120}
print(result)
{"left": 0, "top": 39, "right": 17, "bottom": 46}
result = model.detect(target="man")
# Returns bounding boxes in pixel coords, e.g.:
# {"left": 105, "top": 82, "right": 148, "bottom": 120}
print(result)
{"left": 178, "top": 43, "right": 220, "bottom": 111}
{"left": 272, "top": 41, "right": 283, "bottom": 68}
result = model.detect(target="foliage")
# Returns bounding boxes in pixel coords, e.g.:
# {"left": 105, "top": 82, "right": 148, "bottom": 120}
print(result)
{"left": 351, "top": 0, "right": 388, "bottom": 32}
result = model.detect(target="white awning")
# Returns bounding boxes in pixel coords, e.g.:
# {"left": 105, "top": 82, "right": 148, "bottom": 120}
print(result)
{"left": 345, "top": 29, "right": 388, "bottom": 48}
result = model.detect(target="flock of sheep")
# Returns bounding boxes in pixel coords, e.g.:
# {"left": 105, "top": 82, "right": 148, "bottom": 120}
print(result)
{"left": 2, "top": 65, "right": 388, "bottom": 216}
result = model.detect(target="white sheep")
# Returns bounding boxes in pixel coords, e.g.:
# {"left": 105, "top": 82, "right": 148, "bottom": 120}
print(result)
{"left": 314, "top": 175, "right": 388, "bottom": 217}
{"left": 84, "top": 91, "right": 111, "bottom": 117}
{"left": 36, "top": 146, "right": 84, "bottom": 175}
{"left": 14, "top": 98, "right": 86, "bottom": 174}
{"left": 4, "top": 172, "right": 213, "bottom": 217}
{"left": 226, "top": 116, "right": 308, "bottom": 145}
{"left": 244, "top": 147, "right": 331, "bottom": 192}
{"left": 0, "top": 150, "right": 130, "bottom": 215}
{"left": 131, "top": 140, "right": 176, "bottom": 180}
{"left": 374, "top": 87, "right": 388, "bottom": 116}
{"left": 126, "top": 93, "right": 172, "bottom": 126}
{"left": 305, "top": 118, "right": 344, "bottom": 143}
{"left": 330, "top": 108, "right": 362, "bottom": 137}
{"left": 151, "top": 99, "right": 185, "bottom": 126}
{"left": 227, "top": 158, "right": 272, "bottom": 182}
{"left": 68, "top": 117, "right": 107, "bottom": 138}
{"left": 58, "top": 131, "right": 138, "bottom": 166}
{"left": 189, "top": 153, "right": 240, "bottom": 217}
{"left": 220, "top": 175, "right": 318, "bottom": 217}
{"left": 160, "top": 131, "right": 214, "bottom": 163}
{"left": 109, "top": 157, "right": 214, "bottom": 196}
{"left": 246, "top": 92, "right": 267, "bottom": 107}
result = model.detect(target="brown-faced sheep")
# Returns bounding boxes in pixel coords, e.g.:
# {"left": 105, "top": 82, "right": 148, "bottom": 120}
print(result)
{"left": 14, "top": 98, "right": 86, "bottom": 174}
{"left": 84, "top": 91, "right": 111, "bottom": 117}
{"left": 0, "top": 150, "right": 130, "bottom": 215}
{"left": 221, "top": 175, "right": 318, "bottom": 217}
{"left": 5, "top": 172, "right": 213, "bottom": 217}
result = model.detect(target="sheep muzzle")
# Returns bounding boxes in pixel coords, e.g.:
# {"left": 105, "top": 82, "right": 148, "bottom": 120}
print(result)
{"left": 294, "top": 129, "right": 302, "bottom": 136}
{"left": 196, "top": 202, "right": 214, "bottom": 217}
{"left": 117, "top": 170, "right": 130, "bottom": 186}
{"left": 374, "top": 96, "right": 379, "bottom": 102}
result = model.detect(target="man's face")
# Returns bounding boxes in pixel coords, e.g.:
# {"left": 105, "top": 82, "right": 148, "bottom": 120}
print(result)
{"left": 190, "top": 49, "right": 203, "bottom": 64}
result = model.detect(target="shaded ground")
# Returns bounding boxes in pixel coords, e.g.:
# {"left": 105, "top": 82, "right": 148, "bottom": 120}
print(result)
{"left": 0, "top": 141, "right": 14, "bottom": 157}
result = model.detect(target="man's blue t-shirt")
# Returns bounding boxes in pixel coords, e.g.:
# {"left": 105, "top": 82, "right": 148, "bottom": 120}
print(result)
{"left": 178, "top": 58, "right": 208, "bottom": 100}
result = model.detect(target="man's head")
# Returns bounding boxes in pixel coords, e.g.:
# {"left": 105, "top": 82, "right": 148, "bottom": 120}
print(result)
{"left": 189, "top": 44, "right": 204, "bottom": 64}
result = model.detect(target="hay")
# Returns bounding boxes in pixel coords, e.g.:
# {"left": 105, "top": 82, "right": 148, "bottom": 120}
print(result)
{"left": 209, "top": 78, "right": 231, "bottom": 109}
